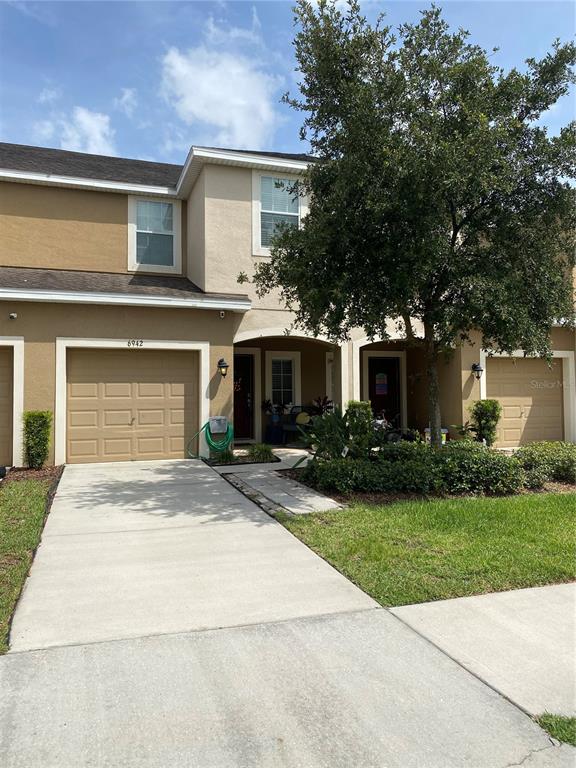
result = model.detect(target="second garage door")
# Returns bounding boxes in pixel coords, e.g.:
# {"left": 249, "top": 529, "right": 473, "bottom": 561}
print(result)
{"left": 487, "top": 357, "right": 564, "bottom": 448}
{"left": 0, "top": 347, "right": 13, "bottom": 466}
{"left": 67, "top": 349, "right": 199, "bottom": 463}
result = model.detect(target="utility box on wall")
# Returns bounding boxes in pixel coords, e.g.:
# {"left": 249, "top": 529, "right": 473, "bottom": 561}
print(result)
{"left": 209, "top": 416, "right": 228, "bottom": 434}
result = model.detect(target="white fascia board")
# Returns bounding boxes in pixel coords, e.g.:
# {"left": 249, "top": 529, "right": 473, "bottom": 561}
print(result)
{"left": 0, "top": 288, "right": 251, "bottom": 313}
{"left": 0, "top": 168, "right": 179, "bottom": 197}
{"left": 177, "top": 146, "right": 310, "bottom": 196}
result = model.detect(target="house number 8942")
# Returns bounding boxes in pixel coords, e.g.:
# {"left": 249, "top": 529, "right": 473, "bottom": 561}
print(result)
{"left": 127, "top": 339, "right": 144, "bottom": 347}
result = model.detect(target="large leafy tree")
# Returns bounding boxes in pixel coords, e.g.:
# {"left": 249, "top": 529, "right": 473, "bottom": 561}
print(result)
{"left": 250, "top": 1, "right": 576, "bottom": 445}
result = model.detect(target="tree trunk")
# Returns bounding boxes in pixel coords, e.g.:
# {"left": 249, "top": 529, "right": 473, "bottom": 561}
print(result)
{"left": 424, "top": 323, "right": 443, "bottom": 448}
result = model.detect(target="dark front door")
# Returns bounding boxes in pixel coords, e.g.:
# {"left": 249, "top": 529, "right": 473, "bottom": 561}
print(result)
{"left": 233, "top": 354, "right": 255, "bottom": 440}
{"left": 367, "top": 356, "right": 401, "bottom": 427}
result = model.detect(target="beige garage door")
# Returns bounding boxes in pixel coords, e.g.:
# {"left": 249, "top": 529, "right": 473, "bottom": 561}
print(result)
{"left": 67, "top": 349, "right": 199, "bottom": 463}
{"left": 487, "top": 357, "right": 564, "bottom": 448}
{"left": 0, "top": 347, "right": 13, "bottom": 466}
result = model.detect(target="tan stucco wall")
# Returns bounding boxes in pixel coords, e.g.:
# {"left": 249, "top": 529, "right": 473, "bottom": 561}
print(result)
{"left": 0, "top": 182, "right": 128, "bottom": 273}
{"left": 187, "top": 171, "right": 205, "bottom": 288}
{"left": 0, "top": 181, "right": 186, "bottom": 276}
{"left": 0, "top": 302, "right": 236, "bottom": 463}
{"left": 202, "top": 165, "right": 289, "bottom": 311}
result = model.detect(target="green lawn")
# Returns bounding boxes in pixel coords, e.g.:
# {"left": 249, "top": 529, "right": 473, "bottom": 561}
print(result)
{"left": 536, "top": 715, "right": 576, "bottom": 746}
{"left": 0, "top": 477, "right": 56, "bottom": 653}
{"left": 279, "top": 494, "right": 576, "bottom": 606}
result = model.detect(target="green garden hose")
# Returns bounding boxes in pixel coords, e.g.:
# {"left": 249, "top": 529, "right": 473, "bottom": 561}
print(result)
{"left": 186, "top": 421, "right": 234, "bottom": 458}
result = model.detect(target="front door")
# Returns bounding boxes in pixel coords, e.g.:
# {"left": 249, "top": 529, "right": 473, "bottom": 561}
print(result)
{"left": 233, "top": 354, "right": 255, "bottom": 440}
{"left": 367, "top": 356, "right": 401, "bottom": 427}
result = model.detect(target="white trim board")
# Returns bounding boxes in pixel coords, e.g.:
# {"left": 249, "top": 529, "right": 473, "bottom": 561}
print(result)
{"left": 54, "top": 338, "right": 211, "bottom": 464}
{"left": 233, "top": 347, "right": 262, "bottom": 443}
{"left": 0, "top": 337, "right": 24, "bottom": 466}
{"left": 0, "top": 288, "right": 251, "bottom": 313}
{"left": 264, "top": 350, "right": 302, "bottom": 407}
{"left": 479, "top": 349, "right": 576, "bottom": 443}
{"left": 361, "top": 350, "right": 408, "bottom": 431}
{"left": 0, "top": 168, "right": 178, "bottom": 197}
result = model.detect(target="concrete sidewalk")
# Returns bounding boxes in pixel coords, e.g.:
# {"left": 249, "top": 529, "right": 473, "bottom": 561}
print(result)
{"left": 392, "top": 583, "right": 576, "bottom": 716}
{"left": 2, "top": 610, "right": 572, "bottom": 768}
{"left": 9, "top": 460, "right": 375, "bottom": 651}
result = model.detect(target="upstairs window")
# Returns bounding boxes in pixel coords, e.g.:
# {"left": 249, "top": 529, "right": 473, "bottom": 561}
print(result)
{"left": 137, "top": 201, "right": 174, "bottom": 266}
{"left": 128, "top": 197, "right": 181, "bottom": 273}
{"left": 260, "top": 176, "right": 299, "bottom": 249}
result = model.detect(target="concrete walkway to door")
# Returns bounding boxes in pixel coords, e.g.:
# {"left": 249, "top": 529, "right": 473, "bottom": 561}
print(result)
{"left": 10, "top": 460, "right": 376, "bottom": 651}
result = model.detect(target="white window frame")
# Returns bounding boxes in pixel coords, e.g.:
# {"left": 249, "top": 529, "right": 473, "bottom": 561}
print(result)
{"left": 128, "top": 196, "right": 182, "bottom": 274}
{"left": 252, "top": 171, "right": 308, "bottom": 257}
{"left": 265, "top": 351, "right": 301, "bottom": 408}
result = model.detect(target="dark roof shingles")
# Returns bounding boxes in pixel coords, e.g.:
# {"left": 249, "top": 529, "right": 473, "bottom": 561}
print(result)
{"left": 0, "top": 266, "right": 248, "bottom": 302}
{"left": 0, "top": 143, "right": 182, "bottom": 187}
{"left": 0, "top": 142, "right": 313, "bottom": 188}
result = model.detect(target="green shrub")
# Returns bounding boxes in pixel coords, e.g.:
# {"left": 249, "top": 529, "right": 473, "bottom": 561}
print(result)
{"left": 516, "top": 442, "right": 576, "bottom": 484}
{"left": 247, "top": 443, "right": 275, "bottom": 463}
{"left": 345, "top": 401, "right": 375, "bottom": 458}
{"left": 469, "top": 399, "right": 502, "bottom": 446}
{"left": 305, "top": 406, "right": 349, "bottom": 459}
{"left": 523, "top": 466, "right": 548, "bottom": 490}
{"left": 302, "top": 442, "right": 524, "bottom": 496}
{"left": 212, "top": 449, "right": 235, "bottom": 464}
{"left": 436, "top": 442, "right": 524, "bottom": 495}
{"left": 23, "top": 411, "right": 52, "bottom": 469}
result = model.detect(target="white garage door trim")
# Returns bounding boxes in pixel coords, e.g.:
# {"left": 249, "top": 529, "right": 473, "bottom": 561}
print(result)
{"left": 0, "top": 336, "right": 24, "bottom": 466}
{"left": 479, "top": 349, "right": 576, "bottom": 443}
{"left": 55, "top": 338, "right": 210, "bottom": 464}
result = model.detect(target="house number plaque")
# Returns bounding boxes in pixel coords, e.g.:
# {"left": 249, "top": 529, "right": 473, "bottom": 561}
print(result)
{"left": 127, "top": 339, "right": 144, "bottom": 348}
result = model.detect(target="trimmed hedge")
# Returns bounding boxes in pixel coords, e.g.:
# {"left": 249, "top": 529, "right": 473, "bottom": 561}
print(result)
{"left": 302, "top": 441, "right": 526, "bottom": 496}
{"left": 23, "top": 411, "right": 52, "bottom": 469}
{"left": 516, "top": 442, "right": 576, "bottom": 486}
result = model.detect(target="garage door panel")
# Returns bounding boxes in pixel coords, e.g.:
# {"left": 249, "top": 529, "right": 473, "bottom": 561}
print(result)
{"left": 103, "top": 382, "right": 131, "bottom": 399}
{"left": 69, "top": 410, "right": 98, "bottom": 428}
{"left": 487, "top": 358, "right": 563, "bottom": 448}
{"left": 103, "top": 410, "right": 132, "bottom": 427}
{"left": 67, "top": 349, "right": 199, "bottom": 463}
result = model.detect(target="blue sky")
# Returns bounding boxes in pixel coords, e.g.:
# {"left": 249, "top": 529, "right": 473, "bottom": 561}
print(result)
{"left": 0, "top": 1, "right": 574, "bottom": 164}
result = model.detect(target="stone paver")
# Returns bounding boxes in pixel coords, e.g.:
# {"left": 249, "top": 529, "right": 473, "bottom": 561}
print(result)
{"left": 9, "top": 460, "right": 375, "bottom": 651}
{"left": 392, "top": 582, "right": 576, "bottom": 716}
{"left": 2, "top": 610, "right": 572, "bottom": 768}
{"left": 225, "top": 469, "right": 342, "bottom": 515}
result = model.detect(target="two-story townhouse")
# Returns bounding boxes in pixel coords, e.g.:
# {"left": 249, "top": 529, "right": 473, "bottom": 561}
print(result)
{"left": 0, "top": 142, "right": 574, "bottom": 466}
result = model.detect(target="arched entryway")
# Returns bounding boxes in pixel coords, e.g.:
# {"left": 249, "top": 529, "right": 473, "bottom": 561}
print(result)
{"left": 233, "top": 330, "right": 342, "bottom": 443}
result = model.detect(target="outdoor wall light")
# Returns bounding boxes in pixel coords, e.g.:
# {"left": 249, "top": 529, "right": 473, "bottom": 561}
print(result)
{"left": 217, "top": 358, "right": 230, "bottom": 378}
{"left": 471, "top": 362, "right": 484, "bottom": 380}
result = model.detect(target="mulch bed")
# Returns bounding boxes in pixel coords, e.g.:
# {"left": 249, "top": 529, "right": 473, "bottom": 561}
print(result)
{"left": 203, "top": 456, "right": 281, "bottom": 467}
{"left": 4, "top": 466, "right": 64, "bottom": 485}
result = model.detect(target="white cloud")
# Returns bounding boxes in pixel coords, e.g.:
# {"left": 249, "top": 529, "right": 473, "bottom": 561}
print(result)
{"left": 38, "top": 86, "right": 62, "bottom": 105}
{"left": 160, "top": 14, "right": 282, "bottom": 150}
{"left": 32, "top": 119, "right": 55, "bottom": 141}
{"left": 114, "top": 87, "right": 138, "bottom": 118}
{"left": 60, "top": 107, "right": 116, "bottom": 155}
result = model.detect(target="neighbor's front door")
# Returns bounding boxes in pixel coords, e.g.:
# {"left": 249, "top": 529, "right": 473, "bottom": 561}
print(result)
{"left": 233, "top": 354, "right": 255, "bottom": 440}
{"left": 367, "top": 356, "right": 401, "bottom": 427}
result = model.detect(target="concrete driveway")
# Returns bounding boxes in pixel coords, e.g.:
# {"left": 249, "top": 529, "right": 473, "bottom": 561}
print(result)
{"left": 9, "top": 460, "right": 376, "bottom": 650}
{"left": 2, "top": 460, "right": 574, "bottom": 767}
